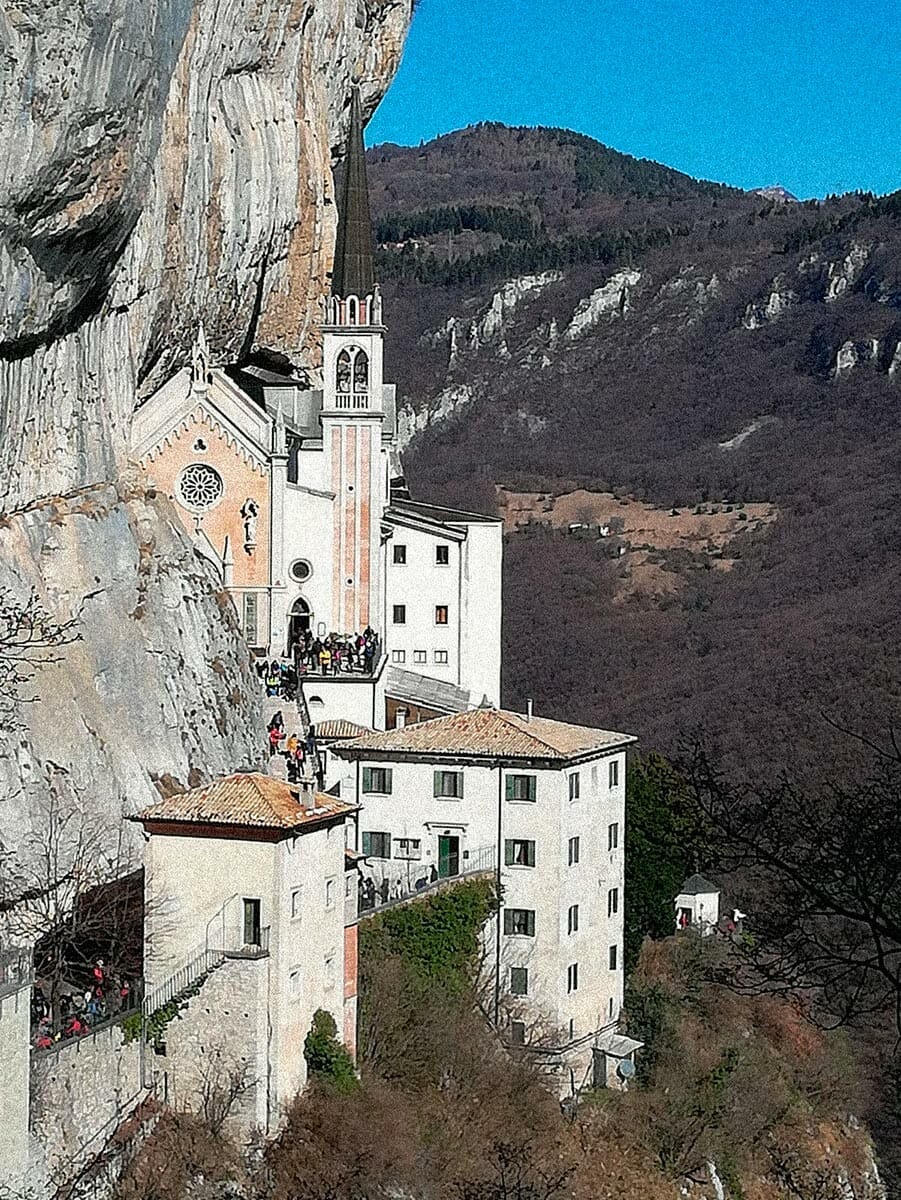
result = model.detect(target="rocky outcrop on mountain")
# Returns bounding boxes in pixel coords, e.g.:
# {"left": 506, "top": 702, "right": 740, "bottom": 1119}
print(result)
{"left": 0, "top": 0, "right": 411, "bottom": 852}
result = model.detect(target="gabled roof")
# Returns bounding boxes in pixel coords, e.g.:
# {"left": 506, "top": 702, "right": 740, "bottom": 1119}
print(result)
{"left": 314, "top": 719, "right": 374, "bottom": 741}
{"left": 679, "top": 874, "right": 720, "bottom": 896}
{"left": 132, "top": 773, "right": 354, "bottom": 833}
{"left": 333, "top": 707, "right": 636, "bottom": 763}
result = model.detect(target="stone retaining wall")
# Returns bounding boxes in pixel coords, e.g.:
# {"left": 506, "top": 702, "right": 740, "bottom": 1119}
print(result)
{"left": 30, "top": 1020, "right": 145, "bottom": 1183}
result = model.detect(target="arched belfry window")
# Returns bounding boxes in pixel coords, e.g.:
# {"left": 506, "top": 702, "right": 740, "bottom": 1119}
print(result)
{"left": 335, "top": 346, "right": 369, "bottom": 395}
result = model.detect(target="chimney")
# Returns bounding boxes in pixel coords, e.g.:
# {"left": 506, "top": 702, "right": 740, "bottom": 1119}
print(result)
{"left": 526, "top": 699, "right": 533, "bottom": 722}
{"left": 297, "top": 774, "right": 316, "bottom": 810}
{"left": 396, "top": 707, "right": 408, "bottom": 729}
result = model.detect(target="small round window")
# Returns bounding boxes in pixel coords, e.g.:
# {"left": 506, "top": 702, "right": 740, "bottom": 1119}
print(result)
{"left": 290, "top": 560, "right": 312, "bottom": 583}
{"left": 176, "top": 463, "right": 224, "bottom": 512}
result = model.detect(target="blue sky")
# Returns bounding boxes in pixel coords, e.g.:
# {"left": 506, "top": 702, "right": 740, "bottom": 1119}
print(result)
{"left": 366, "top": 0, "right": 901, "bottom": 199}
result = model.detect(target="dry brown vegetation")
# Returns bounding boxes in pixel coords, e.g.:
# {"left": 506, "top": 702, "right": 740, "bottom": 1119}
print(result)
{"left": 114, "top": 934, "right": 879, "bottom": 1200}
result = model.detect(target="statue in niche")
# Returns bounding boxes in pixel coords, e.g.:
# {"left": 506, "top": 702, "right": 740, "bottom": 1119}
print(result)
{"left": 191, "top": 323, "right": 210, "bottom": 390}
{"left": 241, "top": 498, "right": 259, "bottom": 552}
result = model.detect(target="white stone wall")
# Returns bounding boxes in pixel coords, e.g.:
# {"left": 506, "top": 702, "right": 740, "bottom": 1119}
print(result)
{"left": 384, "top": 522, "right": 463, "bottom": 685}
{"left": 144, "top": 833, "right": 278, "bottom": 992}
{"left": 30, "top": 1023, "right": 144, "bottom": 1185}
{"left": 459, "top": 521, "right": 503, "bottom": 706}
{"left": 269, "top": 821, "right": 349, "bottom": 1114}
{"left": 304, "top": 671, "right": 385, "bottom": 731}
{"left": 153, "top": 955, "right": 269, "bottom": 1134}
{"left": 282, "top": 480, "right": 336, "bottom": 646}
{"left": 0, "top": 982, "right": 31, "bottom": 1189}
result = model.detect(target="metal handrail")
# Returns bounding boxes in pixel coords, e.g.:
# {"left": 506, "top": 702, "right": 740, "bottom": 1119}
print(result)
{"left": 142, "top": 945, "right": 225, "bottom": 1017}
{"left": 0, "top": 949, "right": 31, "bottom": 999}
{"left": 355, "top": 844, "right": 496, "bottom": 921}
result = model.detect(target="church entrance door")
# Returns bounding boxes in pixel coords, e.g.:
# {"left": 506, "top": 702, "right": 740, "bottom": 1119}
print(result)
{"left": 288, "top": 597, "right": 312, "bottom": 657}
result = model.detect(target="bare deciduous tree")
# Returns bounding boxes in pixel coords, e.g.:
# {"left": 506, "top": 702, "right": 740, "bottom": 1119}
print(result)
{"left": 0, "top": 587, "right": 79, "bottom": 729}
{"left": 682, "top": 735, "right": 901, "bottom": 1032}
{"left": 1, "top": 782, "right": 142, "bottom": 1027}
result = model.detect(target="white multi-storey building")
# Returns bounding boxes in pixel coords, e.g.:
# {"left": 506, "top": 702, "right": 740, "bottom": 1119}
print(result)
{"left": 331, "top": 706, "right": 636, "bottom": 1087}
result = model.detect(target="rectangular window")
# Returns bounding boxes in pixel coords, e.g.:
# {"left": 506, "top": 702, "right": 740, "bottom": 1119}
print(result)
{"left": 608, "top": 822, "right": 619, "bottom": 851}
{"left": 291, "top": 888, "right": 302, "bottom": 920}
{"left": 504, "top": 839, "right": 536, "bottom": 868}
{"left": 241, "top": 593, "right": 258, "bottom": 644}
{"left": 567, "top": 904, "right": 579, "bottom": 934}
{"left": 434, "top": 649, "right": 449, "bottom": 664}
{"left": 503, "top": 908, "right": 535, "bottom": 937}
{"left": 609, "top": 759, "right": 620, "bottom": 788}
{"left": 413, "top": 650, "right": 427, "bottom": 664}
{"left": 435, "top": 605, "right": 449, "bottom": 625}
{"left": 395, "top": 837, "right": 422, "bottom": 860}
{"left": 433, "top": 770, "right": 464, "bottom": 799}
{"left": 510, "top": 1019, "right": 526, "bottom": 1045}
{"left": 436, "top": 544, "right": 450, "bottom": 565}
{"left": 392, "top": 604, "right": 406, "bottom": 624}
{"left": 362, "top": 767, "right": 392, "bottom": 794}
{"left": 361, "top": 831, "right": 391, "bottom": 858}
{"left": 289, "top": 967, "right": 302, "bottom": 999}
{"left": 391, "top": 649, "right": 406, "bottom": 664}
{"left": 567, "top": 963, "right": 579, "bottom": 993}
{"left": 607, "top": 887, "right": 619, "bottom": 917}
{"left": 324, "top": 953, "right": 335, "bottom": 990}
{"left": 609, "top": 944, "right": 618, "bottom": 971}
{"left": 510, "top": 966, "right": 529, "bottom": 996}
{"left": 568, "top": 772, "right": 580, "bottom": 801}
{"left": 325, "top": 878, "right": 335, "bottom": 909}
{"left": 505, "top": 774, "right": 537, "bottom": 802}
{"left": 393, "top": 544, "right": 407, "bottom": 564}
{"left": 568, "top": 836, "right": 580, "bottom": 866}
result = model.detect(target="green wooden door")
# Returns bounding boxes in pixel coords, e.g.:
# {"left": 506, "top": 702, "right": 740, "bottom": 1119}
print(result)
{"left": 438, "top": 835, "right": 460, "bottom": 879}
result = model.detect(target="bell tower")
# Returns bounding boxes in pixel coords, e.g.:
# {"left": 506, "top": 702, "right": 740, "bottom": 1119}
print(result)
{"left": 321, "top": 88, "right": 387, "bottom": 637}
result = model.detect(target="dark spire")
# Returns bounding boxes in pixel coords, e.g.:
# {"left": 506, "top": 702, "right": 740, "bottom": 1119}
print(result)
{"left": 332, "top": 88, "right": 375, "bottom": 298}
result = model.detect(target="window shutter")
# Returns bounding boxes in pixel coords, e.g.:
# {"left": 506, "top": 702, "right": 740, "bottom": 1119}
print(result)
{"left": 362, "top": 768, "right": 372, "bottom": 793}
{"left": 384, "top": 769, "right": 393, "bottom": 794}
{"left": 504, "top": 841, "right": 514, "bottom": 866}
{"left": 505, "top": 776, "right": 515, "bottom": 801}
{"left": 457, "top": 773, "right": 464, "bottom": 799}
{"left": 527, "top": 776, "right": 536, "bottom": 801}
{"left": 433, "top": 771, "right": 442, "bottom": 797}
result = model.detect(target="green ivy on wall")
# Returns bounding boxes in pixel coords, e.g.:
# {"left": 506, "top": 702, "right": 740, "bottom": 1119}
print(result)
{"left": 121, "top": 972, "right": 211, "bottom": 1047}
{"left": 359, "top": 877, "right": 498, "bottom": 991}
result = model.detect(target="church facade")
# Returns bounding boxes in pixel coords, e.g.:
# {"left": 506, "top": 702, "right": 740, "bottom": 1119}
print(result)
{"left": 130, "top": 94, "right": 502, "bottom": 731}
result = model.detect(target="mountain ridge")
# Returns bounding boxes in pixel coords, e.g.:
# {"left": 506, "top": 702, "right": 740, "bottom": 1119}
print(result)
{"left": 365, "top": 123, "right": 901, "bottom": 782}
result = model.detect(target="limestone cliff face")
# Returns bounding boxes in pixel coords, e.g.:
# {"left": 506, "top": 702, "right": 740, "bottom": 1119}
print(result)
{"left": 0, "top": 0, "right": 411, "bottom": 848}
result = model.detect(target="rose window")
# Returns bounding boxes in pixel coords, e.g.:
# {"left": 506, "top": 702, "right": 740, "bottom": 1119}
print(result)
{"left": 177, "top": 463, "right": 224, "bottom": 512}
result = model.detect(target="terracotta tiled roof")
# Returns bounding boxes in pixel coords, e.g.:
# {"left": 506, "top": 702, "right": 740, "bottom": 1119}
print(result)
{"left": 314, "top": 719, "right": 374, "bottom": 741}
{"left": 133, "top": 773, "right": 354, "bottom": 831}
{"left": 333, "top": 708, "right": 636, "bottom": 762}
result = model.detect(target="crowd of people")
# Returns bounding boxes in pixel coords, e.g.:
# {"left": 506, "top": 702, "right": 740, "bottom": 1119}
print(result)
{"left": 266, "top": 710, "right": 321, "bottom": 784}
{"left": 256, "top": 629, "right": 381, "bottom": 697}
{"left": 358, "top": 867, "right": 440, "bottom": 913}
{"left": 294, "top": 627, "right": 380, "bottom": 677}
{"left": 31, "top": 959, "right": 136, "bottom": 1049}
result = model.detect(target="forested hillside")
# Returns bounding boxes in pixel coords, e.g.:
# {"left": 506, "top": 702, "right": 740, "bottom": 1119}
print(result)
{"left": 367, "top": 124, "right": 901, "bottom": 781}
